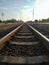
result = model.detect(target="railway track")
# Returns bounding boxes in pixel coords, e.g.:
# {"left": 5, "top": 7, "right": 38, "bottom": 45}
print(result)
{"left": 0, "top": 23, "right": 49, "bottom": 65}
{"left": 0, "top": 23, "right": 22, "bottom": 39}
{"left": 31, "top": 23, "right": 49, "bottom": 39}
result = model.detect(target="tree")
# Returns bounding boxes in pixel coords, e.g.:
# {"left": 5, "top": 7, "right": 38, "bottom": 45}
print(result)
{"left": 35, "top": 20, "right": 38, "bottom": 22}
{"left": 0, "top": 20, "right": 2, "bottom": 23}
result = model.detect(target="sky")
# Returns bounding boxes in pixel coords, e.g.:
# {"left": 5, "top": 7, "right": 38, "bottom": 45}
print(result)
{"left": 0, "top": 0, "right": 49, "bottom": 22}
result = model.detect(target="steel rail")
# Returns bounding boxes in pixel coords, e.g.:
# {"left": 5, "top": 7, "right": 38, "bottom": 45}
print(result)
{"left": 0, "top": 24, "right": 23, "bottom": 49}
{"left": 27, "top": 24, "right": 49, "bottom": 51}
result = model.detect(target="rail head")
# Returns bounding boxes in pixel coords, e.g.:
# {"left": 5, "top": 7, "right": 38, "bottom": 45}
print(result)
{"left": 27, "top": 24, "right": 49, "bottom": 51}
{"left": 0, "top": 24, "right": 23, "bottom": 49}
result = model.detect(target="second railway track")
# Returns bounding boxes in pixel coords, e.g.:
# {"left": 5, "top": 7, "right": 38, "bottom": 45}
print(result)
{"left": 0, "top": 23, "right": 49, "bottom": 65}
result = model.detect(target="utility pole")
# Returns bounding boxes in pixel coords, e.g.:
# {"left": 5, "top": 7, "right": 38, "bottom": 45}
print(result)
{"left": 33, "top": 9, "right": 34, "bottom": 21}
{"left": 20, "top": 12, "right": 21, "bottom": 20}
{"left": 1, "top": 12, "right": 4, "bottom": 22}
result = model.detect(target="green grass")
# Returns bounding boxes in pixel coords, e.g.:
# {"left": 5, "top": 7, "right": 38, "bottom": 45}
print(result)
{"left": 0, "top": 22, "right": 15, "bottom": 25}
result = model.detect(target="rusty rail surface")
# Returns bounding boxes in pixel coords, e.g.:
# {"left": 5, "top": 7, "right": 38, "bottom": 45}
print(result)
{"left": 27, "top": 24, "right": 49, "bottom": 51}
{"left": 0, "top": 24, "right": 23, "bottom": 49}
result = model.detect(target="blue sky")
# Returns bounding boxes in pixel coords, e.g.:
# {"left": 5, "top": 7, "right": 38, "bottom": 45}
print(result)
{"left": 0, "top": 0, "right": 49, "bottom": 21}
